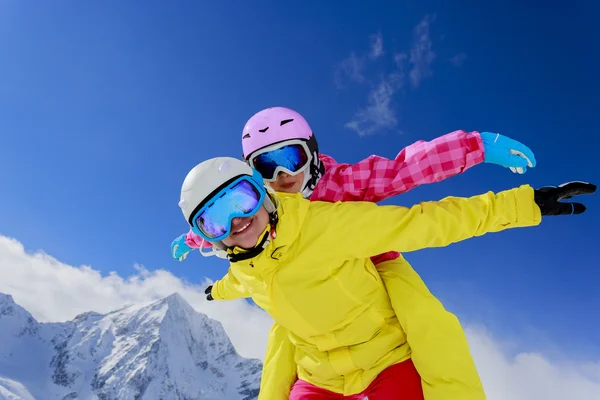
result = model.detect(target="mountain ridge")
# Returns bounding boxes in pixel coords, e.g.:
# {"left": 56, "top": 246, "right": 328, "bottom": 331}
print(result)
{"left": 0, "top": 291, "right": 261, "bottom": 400}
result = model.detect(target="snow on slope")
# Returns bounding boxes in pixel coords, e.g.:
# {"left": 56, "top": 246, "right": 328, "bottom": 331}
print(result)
{"left": 0, "top": 292, "right": 261, "bottom": 400}
{"left": 0, "top": 376, "right": 36, "bottom": 400}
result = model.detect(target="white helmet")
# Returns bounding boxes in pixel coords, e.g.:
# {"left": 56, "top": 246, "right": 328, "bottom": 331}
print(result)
{"left": 178, "top": 157, "right": 278, "bottom": 260}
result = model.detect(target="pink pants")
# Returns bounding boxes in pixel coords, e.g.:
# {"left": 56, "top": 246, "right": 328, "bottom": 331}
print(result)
{"left": 289, "top": 359, "right": 424, "bottom": 400}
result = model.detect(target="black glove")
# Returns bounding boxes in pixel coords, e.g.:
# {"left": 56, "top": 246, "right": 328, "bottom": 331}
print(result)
{"left": 205, "top": 285, "right": 214, "bottom": 301}
{"left": 534, "top": 181, "right": 596, "bottom": 216}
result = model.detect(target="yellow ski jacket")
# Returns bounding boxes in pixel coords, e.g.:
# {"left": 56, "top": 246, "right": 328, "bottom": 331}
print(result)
{"left": 212, "top": 185, "right": 542, "bottom": 397}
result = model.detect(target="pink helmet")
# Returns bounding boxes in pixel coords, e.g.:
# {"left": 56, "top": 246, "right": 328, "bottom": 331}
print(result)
{"left": 241, "top": 107, "right": 313, "bottom": 160}
{"left": 241, "top": 106, "right": 324, "bottom": 198}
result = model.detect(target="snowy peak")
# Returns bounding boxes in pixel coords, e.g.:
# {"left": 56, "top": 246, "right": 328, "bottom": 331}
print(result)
{"left": 0, "top": 293, "right": 39, "bottom": 339}
{"left": 0, "top": 294, "right": 16, "bottom": 320}
{"left": 0, "top": 293, "right": 19, "bottom": 317}
{"left": 0, "top": 292, "right": 262, "bottom": 400}
{"left": 165, "top": 292, "right": 188, "bottom": 308}
{"left": 0, "top": 292, "right": 15, "bottom": 306}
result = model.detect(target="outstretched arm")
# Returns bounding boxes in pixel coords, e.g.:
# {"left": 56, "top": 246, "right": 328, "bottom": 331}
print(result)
{"left": 315, "top": 130, "right": 485, "bottom": 203}
{"left": 184, "top": 229, "right": 213, "bottom": 249}
{"left": 315, "top": 130, "right": 536, "bottom": 203}
{"left": 303, "top": 184, "right": 543, "bottom": 265}
{"left": 304, "top": 181, "right": 595, "bottom": 266}
{"left": 171, "top": 230, "right": 214, "bottom": 261}
{"left": 209, "top": 269, "right": 251, "bottom": 301}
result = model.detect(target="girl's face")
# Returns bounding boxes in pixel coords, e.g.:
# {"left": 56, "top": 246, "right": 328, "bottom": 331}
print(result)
{"left": 221, "top": 206, "right": 270, "bottom": 249}
{"left": 268, "top": 171, "right": 305, "bottom": 194}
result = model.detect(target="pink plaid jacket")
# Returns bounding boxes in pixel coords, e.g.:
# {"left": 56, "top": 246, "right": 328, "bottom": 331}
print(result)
{"left": 185, "top": 130, "right": 486, "bottom": 262}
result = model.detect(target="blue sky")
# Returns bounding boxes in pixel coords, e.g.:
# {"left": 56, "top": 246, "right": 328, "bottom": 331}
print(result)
{"left": 1, "top": 1, "right": 599, "bottom": 360}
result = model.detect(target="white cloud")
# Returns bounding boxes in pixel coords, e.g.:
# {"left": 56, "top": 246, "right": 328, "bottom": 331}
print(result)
{"left": 334, "top": 52, "right": 365, "bottom": 88}
{"left": 2, "top": 234, "right": 600, "bottom": 399}
{"left": 408, "top": 15, "right": 436, "bottom": 88}
{"left": 369, "top": 32, "right": 384, "bottom": 59}
{"left": 345, "top": 53, "right": 407, "bottom": 136}
{"left": 0, "top": 235, "right": 272, "bottom": 361}
{"left": 339, "top": 15, "right": 438, "bottom": 135}
{"left": 450, "top": 52, "right": 468, "bottom": 67}
{"left": 467, "top": 325, "right": 600, "bottom": 399}
{"left": 335, "top": 33, "right": 383, "bottom": 89}
{"left": 345, "top": 77, "right": 401, "bottom": 136}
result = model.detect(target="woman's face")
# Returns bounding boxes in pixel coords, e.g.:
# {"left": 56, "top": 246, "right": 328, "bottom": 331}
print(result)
{"left": 221, "top": 206, "right": 270, "bottom": 249}
{"left": 268, "top": 171, "right": 305, "bottom": 194}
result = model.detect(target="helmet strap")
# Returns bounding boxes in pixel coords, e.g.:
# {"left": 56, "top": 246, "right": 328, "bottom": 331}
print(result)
{"left": 228, "top": 228, "right": 272, "bottom": 263}
{"left": 198, "top": 243, "right": 229, "bottom": 260}
{"left": 301, "top": 150, "right": 324, "bottom": 198}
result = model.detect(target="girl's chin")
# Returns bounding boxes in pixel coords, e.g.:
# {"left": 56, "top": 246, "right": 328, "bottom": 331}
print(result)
{"left": 236, "top": 241, "right": 258, "bottom": 249}
{"left": 230, "top": 232, "right": 261, "bottom": 249}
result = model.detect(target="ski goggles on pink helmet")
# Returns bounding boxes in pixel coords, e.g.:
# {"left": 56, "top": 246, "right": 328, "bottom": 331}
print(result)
{"left": 247, "top": 139, "right": 313, "bottom": 182}
{"left": 190, "top": 171, "right": 267, "bottom": 242}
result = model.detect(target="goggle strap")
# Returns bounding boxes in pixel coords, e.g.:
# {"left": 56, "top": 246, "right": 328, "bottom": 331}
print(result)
{"left": 199, "top": 246, "right": 229, "bottom": 260}
{"left": 263, "top": 190, "right": 279, "bottom": 214}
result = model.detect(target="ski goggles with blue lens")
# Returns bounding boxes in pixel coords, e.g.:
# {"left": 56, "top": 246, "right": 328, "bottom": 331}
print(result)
{"left": 191, "top": 172, "right": 267, "bottom": 242}
{"left": 248, "top": 139, "right": 312, "bottom": 182}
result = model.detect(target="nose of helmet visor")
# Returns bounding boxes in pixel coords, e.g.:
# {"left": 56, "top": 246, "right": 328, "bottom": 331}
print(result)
{"left": 192, "top": 177, "right": 265, "bottom": 241}
{"left": 250, "top": 142, "right": 310, "bottom": 182}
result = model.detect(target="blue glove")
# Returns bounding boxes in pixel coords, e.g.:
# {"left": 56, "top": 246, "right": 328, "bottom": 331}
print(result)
{"left": 480, "top": 132, "right": 536, "bottom": 174}
{"left": 171, "top": 234, "right": 193, "bottom": 261}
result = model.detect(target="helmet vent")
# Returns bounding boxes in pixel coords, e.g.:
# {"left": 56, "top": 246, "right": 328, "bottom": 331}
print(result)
{"left": 280, "top": 119, "right": 294, "bottom": 126}
{"left": 258, "top": 127, "right": 269, "bottom": 133}
{"left": 243, "top": 133, "right": 251, "bottom": 139}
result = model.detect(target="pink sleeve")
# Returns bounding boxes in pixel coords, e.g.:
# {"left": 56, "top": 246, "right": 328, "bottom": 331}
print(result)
{"left": 185, "top": 230, "right": 213, "bottom": 249}
{"left": 316, "top": 130, "right": 485, "bottom": 203}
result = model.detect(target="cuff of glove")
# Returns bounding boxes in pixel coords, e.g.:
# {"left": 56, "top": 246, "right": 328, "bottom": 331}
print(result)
{"left": 514, "top": 184, "right": 543, "bottom": 227}
{"left": 209, "top": 281, "right": 225, "bottom": 301}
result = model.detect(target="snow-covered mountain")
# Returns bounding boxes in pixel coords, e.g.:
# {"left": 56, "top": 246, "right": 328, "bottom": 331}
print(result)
{"left": 0, "top": 292, "right": 262, "bottom": 400}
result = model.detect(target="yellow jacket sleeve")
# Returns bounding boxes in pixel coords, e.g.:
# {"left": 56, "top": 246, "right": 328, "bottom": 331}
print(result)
{"left": 258, "top": 322, "right": 298, "bottom": 400}
{"left": 304, "top": 184, "right": 541, "bottom": 265}
{"left": 210, "top": 268, "right": 251, "bottom": 301}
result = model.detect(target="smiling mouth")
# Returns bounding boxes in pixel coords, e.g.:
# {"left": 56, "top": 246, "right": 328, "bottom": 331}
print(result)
{"left": 281, "top": 182, "right": 295, "bottom": 189}
{"left": 232, "top": 218, "right": 253, "bottom": 235}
